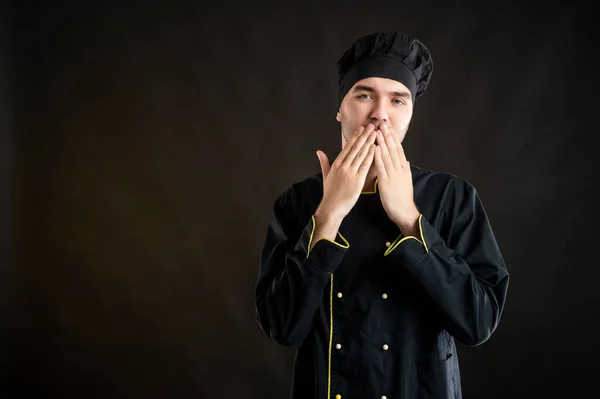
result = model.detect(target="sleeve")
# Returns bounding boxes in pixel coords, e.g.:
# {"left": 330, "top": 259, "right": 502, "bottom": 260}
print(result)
{"left": 254, "top": 186, "right": 349, "bottom": 347}
{"left": 382, "top": 182, "right": 510, "bottom": 346}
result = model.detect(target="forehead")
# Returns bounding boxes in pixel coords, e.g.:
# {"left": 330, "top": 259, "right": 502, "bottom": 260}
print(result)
{"left": 351, "top": 77, "right": 411, "bottom": 94}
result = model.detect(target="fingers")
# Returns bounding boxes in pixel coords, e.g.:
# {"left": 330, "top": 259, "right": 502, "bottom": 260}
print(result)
{"left": 375, "top": 129, "right": 394, "bottom": 172}
{"left": 381, "top": 122, "right": 409, "bottom": 169}
{"left": 350, "top": 129, "right": 377, "bottom": 171}
{"left": 357, "top": 143, "right": 376, "bottom": 177}
{"left": 316, "top": 150, "right": 331, "bottom": 178}
{"left": 396, "top": 142, "right": 409, "bottom": 169}
{"left": 379, "top": 123, "right": 401, "bottom": 168}
{"left": 340, "top": 123, "right": 375, "bottom": 164}
{"left": 337, "top": 125, "right": 365, "bottom": 163}
{"left": 374, "top": 145, "right": 387, "bottom": 179}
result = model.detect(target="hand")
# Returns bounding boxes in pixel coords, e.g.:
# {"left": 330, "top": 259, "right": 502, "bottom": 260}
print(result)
{"left": 315, "top": 124, "right": 377, "bottom": 223}
{"left": 374, "top": 122, "right": 420, "bottom": 237}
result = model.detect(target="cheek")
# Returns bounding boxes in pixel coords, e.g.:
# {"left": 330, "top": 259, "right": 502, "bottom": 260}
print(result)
{"left": 398, "top": 120, "right": 410, "bottom": 131}
{"left": 344, "top": 102, "right": 369, "bottom": 120}
{"left": 339, "top": 112, "right": 358, "bottom": 133}
{"left": 393, "top": 111, "right": 412, "bottom": 130}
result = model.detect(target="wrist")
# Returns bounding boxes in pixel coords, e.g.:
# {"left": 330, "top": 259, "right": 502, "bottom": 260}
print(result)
{"left": 394, "top": 209, "right": 420, "bottom": 237}
{"left": 314, "top": 203, "right": 345, "bottom": 227}
{"left": 311, "top": 206, "right": 345, "bottom": 251}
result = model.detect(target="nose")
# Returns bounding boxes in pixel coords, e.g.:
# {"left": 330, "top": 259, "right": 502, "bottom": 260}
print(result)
{"left": 369, "top": 99, "right": 389, "bottom": 126}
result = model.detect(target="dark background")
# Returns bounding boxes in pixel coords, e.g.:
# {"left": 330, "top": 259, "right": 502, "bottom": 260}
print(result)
{"left": 2, "top": 1, "right": 597, "bottom": 398}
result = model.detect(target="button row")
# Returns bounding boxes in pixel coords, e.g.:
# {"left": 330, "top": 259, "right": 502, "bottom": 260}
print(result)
{"left": 333, "top": 240, "right": 393, "bottom": 399}
{"left": 334, "top": 343, "right": 389, "bottom": 351}
{"left": 337, "top": 292, "right": 388, "bottom": 299}
{"left": 335, "top": 395, "right": 387, "bottom": 399}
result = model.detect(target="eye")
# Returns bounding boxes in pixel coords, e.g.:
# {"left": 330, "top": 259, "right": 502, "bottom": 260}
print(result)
{"left": 357, "top": 94, "right": 371, "bottom": 100}
{"left": 392, "top": 99, "right": 405, "bottom": 105}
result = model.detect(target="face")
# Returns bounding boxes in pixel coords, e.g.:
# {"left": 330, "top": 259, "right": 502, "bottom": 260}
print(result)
{"left": 336, "top": 77, "right": 414, "bottom": 147}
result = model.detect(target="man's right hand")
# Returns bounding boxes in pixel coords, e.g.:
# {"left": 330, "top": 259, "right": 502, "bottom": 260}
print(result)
{"left": 310, "top": 124, "right": 377, "bottom": 249}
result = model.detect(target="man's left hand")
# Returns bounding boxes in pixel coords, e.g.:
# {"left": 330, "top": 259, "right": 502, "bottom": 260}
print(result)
{"left": 374, "top": 122, "right": 420, "bottom": 237}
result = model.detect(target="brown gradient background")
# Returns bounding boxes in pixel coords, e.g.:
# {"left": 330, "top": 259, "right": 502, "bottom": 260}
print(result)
{"left": 2, "top": 1, "right": 597, "bottom": 398}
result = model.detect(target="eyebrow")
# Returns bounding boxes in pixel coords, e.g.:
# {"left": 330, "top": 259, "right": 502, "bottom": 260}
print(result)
{"left": 352, "top": 85, "right": 412, "bottom": 99}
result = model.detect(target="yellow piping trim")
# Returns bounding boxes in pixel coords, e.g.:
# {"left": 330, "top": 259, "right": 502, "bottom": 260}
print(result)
{"left": 384, "top": 233, "right": 403, "bottom": 255}
{"left": 307, "top": 215, "right": 317, "bottom": 258}
{"left": 307, "top": 216, "right": 350, "bottom": 258}
{"left": 383, "top": 214, "right": 429, "bottom": 256}
{"left": 360, "top": 178, "right": 378, "bottom": 194}
{"left": 384, "top": 235, "right": 423, "bottom": 256}
{"left": 323, "top": 232, "right": 350, "bottom": 249}
{"left": 418, "top": 214, "right": 429, "bottom": 252}
{"left": 307, "top": 216, "right": 338, "bottom": 397}
{"left": 327, "top": 274, "right": 334, "bottom": 399}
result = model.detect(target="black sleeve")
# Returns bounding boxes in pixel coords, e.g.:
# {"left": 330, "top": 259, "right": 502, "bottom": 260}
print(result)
{"left": 254, "top": 186, "right": 349, "bottom": 347}
{"left": 382, "top": 182, "right": 510, "bottom": 346}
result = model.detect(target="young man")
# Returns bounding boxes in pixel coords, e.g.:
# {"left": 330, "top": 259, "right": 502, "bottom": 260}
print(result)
{"left": 254, "top": 32, "right": 510, "bottom": 399}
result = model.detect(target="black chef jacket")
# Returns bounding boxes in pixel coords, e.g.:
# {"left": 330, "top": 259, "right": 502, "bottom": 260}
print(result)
{"left": 254, "top": 164, "right": 510, "bottom": 399}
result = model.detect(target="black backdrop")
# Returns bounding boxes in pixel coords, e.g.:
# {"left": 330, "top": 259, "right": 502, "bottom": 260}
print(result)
{"left": 3, "top": 1, "right": 598, "bottom": 398}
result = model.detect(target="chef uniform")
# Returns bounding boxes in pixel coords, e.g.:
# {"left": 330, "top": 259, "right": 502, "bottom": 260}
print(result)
{"left": 254, "top": 32, "right": 510, "bottom": 399}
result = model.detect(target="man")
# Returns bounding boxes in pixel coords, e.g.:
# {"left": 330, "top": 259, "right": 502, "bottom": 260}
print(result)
{"left": 254, "top": 31, "right": 509, "bottom": 399}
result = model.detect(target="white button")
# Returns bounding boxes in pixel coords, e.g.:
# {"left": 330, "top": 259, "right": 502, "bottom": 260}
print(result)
{"left": 385, "top": 241, "right": 391, "bottom": 247}
{"left": 337, "top": 292, "right": 343, "bottom": 298}
{"left": 381, "top": 396, "right": 387, "bottom": 399}
{"left": 382, "top": 344, "right": 389, "bottom": 350}
{"left": 381, "top": 293, "right": 388, "bottom": 299}
{"left": 335, "top": 343, "right": 342, "bottom": 350}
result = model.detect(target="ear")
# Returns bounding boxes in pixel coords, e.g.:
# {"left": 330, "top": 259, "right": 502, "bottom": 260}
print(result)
{"left": 336, "top": 109, "right": 341, "bottom": 122}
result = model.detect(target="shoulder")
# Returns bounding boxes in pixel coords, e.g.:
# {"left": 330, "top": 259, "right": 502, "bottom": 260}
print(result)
{"left": 272, "top": 173, "right": 324, "bottom": 212}
{"left": 289, "top": 172, "right": 323, "bottom": 200}
{"left": 411, "top": 164, "right": 480, "bottom": 203}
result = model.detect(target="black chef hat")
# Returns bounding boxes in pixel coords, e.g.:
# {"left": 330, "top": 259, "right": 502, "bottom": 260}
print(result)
{"left": 336, "top": 32, "right": 434, "bottom": 105}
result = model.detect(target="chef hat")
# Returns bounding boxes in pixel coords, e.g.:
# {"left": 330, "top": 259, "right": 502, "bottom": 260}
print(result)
{"left": 336, "top": 32, "right": 434, "bottom": 105}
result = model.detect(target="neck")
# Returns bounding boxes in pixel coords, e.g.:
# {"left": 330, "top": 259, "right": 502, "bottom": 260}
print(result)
{"left": 362, "top": 166, "right": 378, "bottom": 192}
